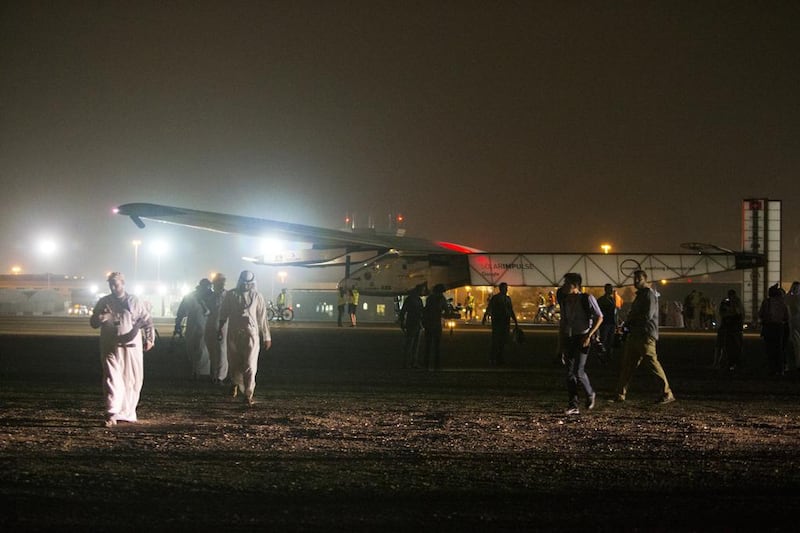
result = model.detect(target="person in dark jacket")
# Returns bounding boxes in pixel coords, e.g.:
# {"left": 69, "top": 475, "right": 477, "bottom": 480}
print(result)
{"left": 596, "top": 283, "right": 618, "bottom": 363}
{"left": 715, "top": 289, "right": 743, "bottom": 370}
{"left": 559, "top": 273, "right": 603, "bottom": 415}
{"left": 422, "top": 284, "right": 448, "bottom": 370}
{"left": 759, "top": 284, "right": 790, "bottom": 376}
{"left": 399, "top": 286, "right": 424, "bottom": 369}
{"left": 482, "top": 282, "right": 518, "bottom": 367}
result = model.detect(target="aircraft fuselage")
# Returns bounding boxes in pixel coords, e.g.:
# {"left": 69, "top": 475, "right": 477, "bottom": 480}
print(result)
{"left": 340, "top": 253, "right": 471, "bottom": 296}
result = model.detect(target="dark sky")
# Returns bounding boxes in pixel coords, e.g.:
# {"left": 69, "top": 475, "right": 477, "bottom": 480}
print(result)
{"left": 2, "top": 1, "right": 798, "bottom": 286}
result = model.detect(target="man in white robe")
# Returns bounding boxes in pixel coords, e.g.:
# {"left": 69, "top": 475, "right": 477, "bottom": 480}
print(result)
{"left": 203, "top": 273, "right": 228, "bottom": 384}
{"left": 218, "top": 271, "right": 271, "bottom": 406}
{"left": 174, "top": 278, "right": 212, "bottom": 379}
{"left": 90, "top": 272, "right": 155, "bottom": 427}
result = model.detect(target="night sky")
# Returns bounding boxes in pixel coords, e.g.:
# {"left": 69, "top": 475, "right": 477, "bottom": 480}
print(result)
{"left": 2, "top": 2, "right": 798, "bottom": 287}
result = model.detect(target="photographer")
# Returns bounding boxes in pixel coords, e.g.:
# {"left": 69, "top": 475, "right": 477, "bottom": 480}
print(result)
{"left": 559, "top": 273, "right": 603, "bottom": 415}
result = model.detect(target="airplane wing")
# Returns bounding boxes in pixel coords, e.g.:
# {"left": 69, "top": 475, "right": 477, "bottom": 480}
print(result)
{"left": 115, "top": 203, "right": 480, "bottom": 259}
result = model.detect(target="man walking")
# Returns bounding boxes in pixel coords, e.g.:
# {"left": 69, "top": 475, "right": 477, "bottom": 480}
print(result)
{"left": 90, "top": 272, "right": 155, "bottom": 427}
{"left": 612, "top": 270, "right": 675, "bottom": 404}
{"left": 559, "top": 273, "right": 603, "bottom": 415}
{"left": 204, "top": 273, "right": 229, "bottom": 385}
{"left": 174, "top": 278, "right": 212, "bottom": 380}
{"left": 218, "top": 271, "right": 271, "bottom": 406}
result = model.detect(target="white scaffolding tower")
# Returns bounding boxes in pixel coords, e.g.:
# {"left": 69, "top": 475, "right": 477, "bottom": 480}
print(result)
{"left": 742, "top": 199, "right": 782, "bottom": 324}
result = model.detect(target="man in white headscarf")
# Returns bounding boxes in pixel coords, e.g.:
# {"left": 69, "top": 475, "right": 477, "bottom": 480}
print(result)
{"left": 203, "top": 273, "right": 229, "bottom": 385}
{"left": 174, "top": 278, "right": 212, "bottom": 380}
{"left": 218, "top": 270, "right": 271, "bottom": 406}
{"left": 90, "top": 272, "right": 155, "bottom": 427}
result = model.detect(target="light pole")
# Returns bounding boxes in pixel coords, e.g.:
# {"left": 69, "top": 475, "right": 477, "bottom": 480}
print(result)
{"left": 132, "top": 240, "right": 142, "bottom": 281}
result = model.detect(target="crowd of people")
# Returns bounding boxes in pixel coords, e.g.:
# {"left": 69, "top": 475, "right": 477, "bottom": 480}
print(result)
{"left": 757, "top": 281, "right": 800, "bottom": 377}
{"left": 89, "top": 267, "right": 800, "bottom": 427}
{"left": 90, "top": 270, "right": 273, "bottom": 427}
{"left": 688, "top": 282, "right": 800, "bottom": 376}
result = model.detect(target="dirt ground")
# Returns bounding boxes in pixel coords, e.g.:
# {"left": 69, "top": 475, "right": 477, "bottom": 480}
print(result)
{"left": 1, "top": 324, "right": 799, "bottom": 531}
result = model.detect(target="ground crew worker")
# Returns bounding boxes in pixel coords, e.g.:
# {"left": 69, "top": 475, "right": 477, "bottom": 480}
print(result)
{"left": 276, "top": 288, "right": 287, "bottom": 310}
{"left": 464, "top": 292, "right": 476, "bottom": 321}
{"left": 349, "top": 288, "right": 359, "bottom": 326}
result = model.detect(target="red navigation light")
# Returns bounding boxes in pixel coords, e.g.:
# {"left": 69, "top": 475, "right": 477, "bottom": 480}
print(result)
{"left": 436, "top": 241, "right": 482, "bottom": 254}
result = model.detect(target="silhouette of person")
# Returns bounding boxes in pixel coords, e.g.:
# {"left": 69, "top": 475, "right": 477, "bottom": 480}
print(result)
{"left": 399, "top": 286, "right": 424, "bottom": 368}
{"left": 715, "top": 289, "right": 743, "bottom": 370}
{"left": 596, "top": 284, "right": 617, "bottom": 363}
{"left": 683, "top": 290, "right": 700, "bottom": 329}
{"left": 759, "top": 284, "right": 789, "bottom": 376}
{"left": 482, "top": 282, "right": 518, "bottom": 366}
{"left": 349, "top": 288, "right": 359, "bottom": 327}
{"left": 422, "top": 284, "right": 448, "bottom": 370}
{"left": 785, "top": 281, "right": 800, "bottom": 372}
{"left": 464, "top": 291, "right": 476, "bottom": 321}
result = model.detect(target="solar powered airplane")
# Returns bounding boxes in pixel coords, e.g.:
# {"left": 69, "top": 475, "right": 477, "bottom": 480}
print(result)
{"left": 115, "top": 203, "right": 764, "bottom": 296}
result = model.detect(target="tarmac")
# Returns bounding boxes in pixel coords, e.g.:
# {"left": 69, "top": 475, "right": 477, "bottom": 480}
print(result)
{"left": 2, "top": 319, "right": 799, "bottom": 531}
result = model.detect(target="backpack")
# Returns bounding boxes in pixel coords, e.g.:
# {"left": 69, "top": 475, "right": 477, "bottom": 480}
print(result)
{"left": 580, "top": 293, "right": 592, "bottom": 321}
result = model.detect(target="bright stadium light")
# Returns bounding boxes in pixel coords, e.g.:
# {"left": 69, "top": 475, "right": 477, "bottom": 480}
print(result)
{"left": 150, "top": 240, "right": 168, "bottom": 282}
{"left": 37, "top": 238, "right": 58, "bottom": 257}
{"left": 37, "top": 238, "right": 59, "bottom": 288}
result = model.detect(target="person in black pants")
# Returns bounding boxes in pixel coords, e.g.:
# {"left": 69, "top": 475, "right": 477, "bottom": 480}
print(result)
{"left": 482, "top": 282, "right": 518, "bottom": 367}
{"left": 422, "top": 284, "right": 448, "bottom": 370}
